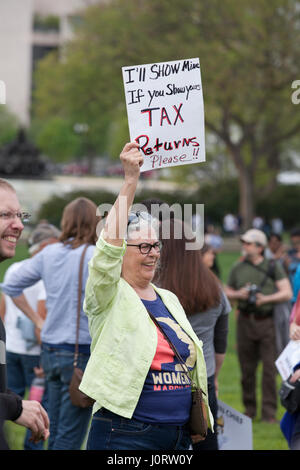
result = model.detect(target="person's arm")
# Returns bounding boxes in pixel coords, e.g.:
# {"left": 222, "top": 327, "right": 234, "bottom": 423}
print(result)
{"left": 11, "top": 294, "right": 44, "bottom": 330}
{"left": 290, "top": 368, "right": 300, "bottom": 383}
{"left": 37, "top": 299, "right": 47, "bottom": 321}
{"left": 103, "top": 141, "right": 143, "bottom": 246}
{"left": 0, "top": 391, "right": 49, "bottom": 443}
{"left": 256, "top": 278, "right": 292, "bottom": 306}
{"left": 14, "top": 400, "right": 50, "bottom": 443}
{"left": 223, "top": 285, "right": 249, "bottom": 301}
{"left": 0, "top": 254, "right": 43, "bottom": 302}
{"left": 224, "top": 263, "right": 250, "bottom": 301}
{"left": 0, "top": 390, "right": 23, "bottom": 421}
{"left": 0, "top": 295, "right": 5, "bottom": 322}
{"left": 84, "top": 142, "right": 143, "bottom": 318}
{"left": 213, "top": 304, "right": 229, "bottom": 396}
{"left": 214, "top": 353, "right": 226, "bottom": 397}
{"left": 0, "top": 255, "right": 44, "bottom": 329}
{"left": 290, "top": 321, "right": 300, "bottom": 341}
{"left": 34, "top": 299, "right": 47, "bottom": 343}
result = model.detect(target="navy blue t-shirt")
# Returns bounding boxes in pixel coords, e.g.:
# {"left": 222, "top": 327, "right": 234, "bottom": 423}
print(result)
{"left": 133, "top": 295, "right": 196, "bottom": 425}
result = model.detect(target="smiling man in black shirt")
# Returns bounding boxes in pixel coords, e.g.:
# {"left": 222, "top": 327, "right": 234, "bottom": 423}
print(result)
{"left": 0, "top": 179, "right": 49, "bottom": 449}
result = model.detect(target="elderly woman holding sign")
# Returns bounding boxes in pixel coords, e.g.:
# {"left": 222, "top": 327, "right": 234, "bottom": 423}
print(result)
{"left": 79, "top": 142, "right": 212, "bottom": 450}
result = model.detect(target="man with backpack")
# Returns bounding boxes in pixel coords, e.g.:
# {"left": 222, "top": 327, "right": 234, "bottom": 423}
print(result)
{"left": 225, "top": 229, "right": 292, "bottom": 423}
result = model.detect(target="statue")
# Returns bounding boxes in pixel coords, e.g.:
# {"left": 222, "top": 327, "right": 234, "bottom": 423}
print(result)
{"left": 0, "top": 129, "right": 46, "bottom": 178}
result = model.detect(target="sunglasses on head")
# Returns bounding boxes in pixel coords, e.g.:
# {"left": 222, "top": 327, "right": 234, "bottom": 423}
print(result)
{"left": 127, "top": 211, "right": 155, "bottom": 227}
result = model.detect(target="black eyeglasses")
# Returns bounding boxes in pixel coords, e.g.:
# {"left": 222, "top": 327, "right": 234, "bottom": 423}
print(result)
{"left": 126, "top": 241, "right": 162, "bottom": 255}
{"left": 0, "top": 211, "right": 31, "bottom": 223}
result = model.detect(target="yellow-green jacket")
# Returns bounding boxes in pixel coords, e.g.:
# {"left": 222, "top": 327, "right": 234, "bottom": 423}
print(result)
{"left": 79, "top": 234, "right": 213, "bottom": 429}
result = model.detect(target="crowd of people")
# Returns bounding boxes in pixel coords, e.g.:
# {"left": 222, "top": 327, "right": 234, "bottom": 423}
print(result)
{"left": 0, "top": 142, "right": 300, "bottom": 451}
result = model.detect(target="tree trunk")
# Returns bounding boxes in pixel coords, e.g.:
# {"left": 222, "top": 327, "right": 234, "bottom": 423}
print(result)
{"left": 85, "top": 143, "right": 95, "bottom": 175}
{"left": 87, "top": 153, "right": 94, "bottom": 175}
{"left": 238, "top": 167, "right": 255, "bottom": 231}
{"left": 228, "top": 145, "right": 256, "bottom": 231}
{"left": 258, "top": 148, "right": 280, "bottom": 198}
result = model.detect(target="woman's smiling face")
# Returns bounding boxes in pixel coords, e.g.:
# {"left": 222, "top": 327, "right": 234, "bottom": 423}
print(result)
{"left": 122, "top": 226, "right": 161, "bottom": 286}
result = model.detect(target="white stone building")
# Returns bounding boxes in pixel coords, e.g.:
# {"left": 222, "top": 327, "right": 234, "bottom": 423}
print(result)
{"left": 0, "top": 0, "right": 99, "bottom": 125}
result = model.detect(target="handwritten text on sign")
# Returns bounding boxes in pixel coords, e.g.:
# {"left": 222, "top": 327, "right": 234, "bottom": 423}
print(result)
{"left": 122, "top": 58, "right": 205, "bottom": 172}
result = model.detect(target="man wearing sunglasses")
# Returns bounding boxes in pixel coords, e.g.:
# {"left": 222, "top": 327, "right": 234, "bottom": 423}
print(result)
{"left": 225, "top": 228, "right": 292, "bottom": 423}
{"left": 0, "top": 179, "right": 49, "bottom": 449}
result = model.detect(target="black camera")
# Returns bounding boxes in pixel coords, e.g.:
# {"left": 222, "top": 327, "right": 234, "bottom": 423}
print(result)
{"left": 247, "top": 284, "right": 260, "bottom": 305}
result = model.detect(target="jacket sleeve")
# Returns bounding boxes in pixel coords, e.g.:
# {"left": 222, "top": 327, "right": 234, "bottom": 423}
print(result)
{"left": 83, "top": 232, "right": 126, "bottom": 317}
{"left": 0, "top": 390, "right": 23, "bottom": 421}
{"left": 0, "top": 254, "right": 43, "bottom": 298}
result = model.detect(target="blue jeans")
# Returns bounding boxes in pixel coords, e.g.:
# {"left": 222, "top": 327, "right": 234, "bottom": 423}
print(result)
{"left": 86, "top": 408, "right": 192, "bottom": 450}
{"left": 41, "top": 345, "right": 91, "bottom": 450}
{"left": 6, "top": 351, "right": 47, "bottom": 450}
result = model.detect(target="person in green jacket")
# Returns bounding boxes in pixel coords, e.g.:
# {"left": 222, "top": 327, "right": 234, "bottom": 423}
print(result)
{"left": 80, "top": 142, "right": 212, "bottom": 450}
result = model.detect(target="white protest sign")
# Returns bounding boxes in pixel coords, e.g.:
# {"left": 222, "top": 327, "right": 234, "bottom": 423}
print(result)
{"left": 216, "top": 400, "right": 253, "bottom": 450}
{"left": 122, "top": 58, "right": 205, "bottom": 172}
{"left": 275, "top": 340, "right": 300, "bottom": 380}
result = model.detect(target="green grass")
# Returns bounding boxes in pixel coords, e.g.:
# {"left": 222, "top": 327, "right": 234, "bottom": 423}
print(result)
{"left": 0, "top": 243, "right": 30, "bottom": 282}
{"left": 2, "top": 246, "right": 289, "bottom": 450}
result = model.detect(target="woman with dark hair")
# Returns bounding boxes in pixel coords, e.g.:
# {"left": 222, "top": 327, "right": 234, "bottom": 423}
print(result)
{"left": 1, "top": 197, "right": 99, "bottom": 450}
{"left": 154, "top": 219, "right": 231, "bottom": 450}
{"left": 200, "top": 243, "right": 216, "bottom": 270}
{"left": 201, "top": 242, "right": 221, "bottom": 278}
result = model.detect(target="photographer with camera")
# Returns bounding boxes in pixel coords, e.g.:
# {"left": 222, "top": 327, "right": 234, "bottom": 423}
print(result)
{"left": 225, "top": 229, "right": 292, "bottom": 423}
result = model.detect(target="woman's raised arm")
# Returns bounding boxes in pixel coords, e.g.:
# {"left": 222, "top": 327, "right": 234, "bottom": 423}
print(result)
{"left": 103, "top": 142, "right": 143, "bottom": 246}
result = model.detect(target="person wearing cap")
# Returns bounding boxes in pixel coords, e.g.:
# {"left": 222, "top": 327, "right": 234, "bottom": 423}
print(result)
{"left": 224, "top": 228, "right": 292, "bottom": 423}
{"left": 0, "top": 222, "right": 60, "bottom": 449}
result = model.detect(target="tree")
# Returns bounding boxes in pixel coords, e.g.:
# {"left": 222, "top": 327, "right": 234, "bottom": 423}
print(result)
{"left": 196, "top": 0, "right": 300, "bottom": 227}
{"left": 0, "top": 106, "right": 19, "bottom": 148}
{"left": 32, "top": 0, "right": 300, "bottom": 228}
{"left": 30, "top": 116, "right": 82, "bottom": 162}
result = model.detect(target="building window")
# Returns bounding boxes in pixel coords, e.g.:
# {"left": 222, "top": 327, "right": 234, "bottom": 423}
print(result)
{"left": 33, "top": 14, "right": 60, "bottom": 33}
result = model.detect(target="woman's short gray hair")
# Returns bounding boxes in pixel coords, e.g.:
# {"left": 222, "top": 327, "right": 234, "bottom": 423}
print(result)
{"left": 126, "top": 211, "right": 159, "bottom": 241}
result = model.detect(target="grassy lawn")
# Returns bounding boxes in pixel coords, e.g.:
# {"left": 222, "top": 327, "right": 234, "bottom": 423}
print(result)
{"left": 0, "top": 243, "right": 30, "bottom": 281}
{"left": 1, "top": 245, "right": 289, "bottom": 450}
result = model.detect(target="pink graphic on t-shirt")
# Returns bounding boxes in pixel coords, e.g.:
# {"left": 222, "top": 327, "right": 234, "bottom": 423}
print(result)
{"left": 151, "top": 326, "right": 174, "bottom": 370}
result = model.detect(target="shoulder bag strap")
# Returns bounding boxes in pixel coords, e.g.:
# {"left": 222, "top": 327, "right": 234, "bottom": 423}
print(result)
{"left": 146, "top": 308, "right": 195, "bottom": 387}
{"left": 243, "top": 259, "right": 276, "bottom": 289}
{"left": 73, "top": 244, "right": 89, "bottom": 367}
